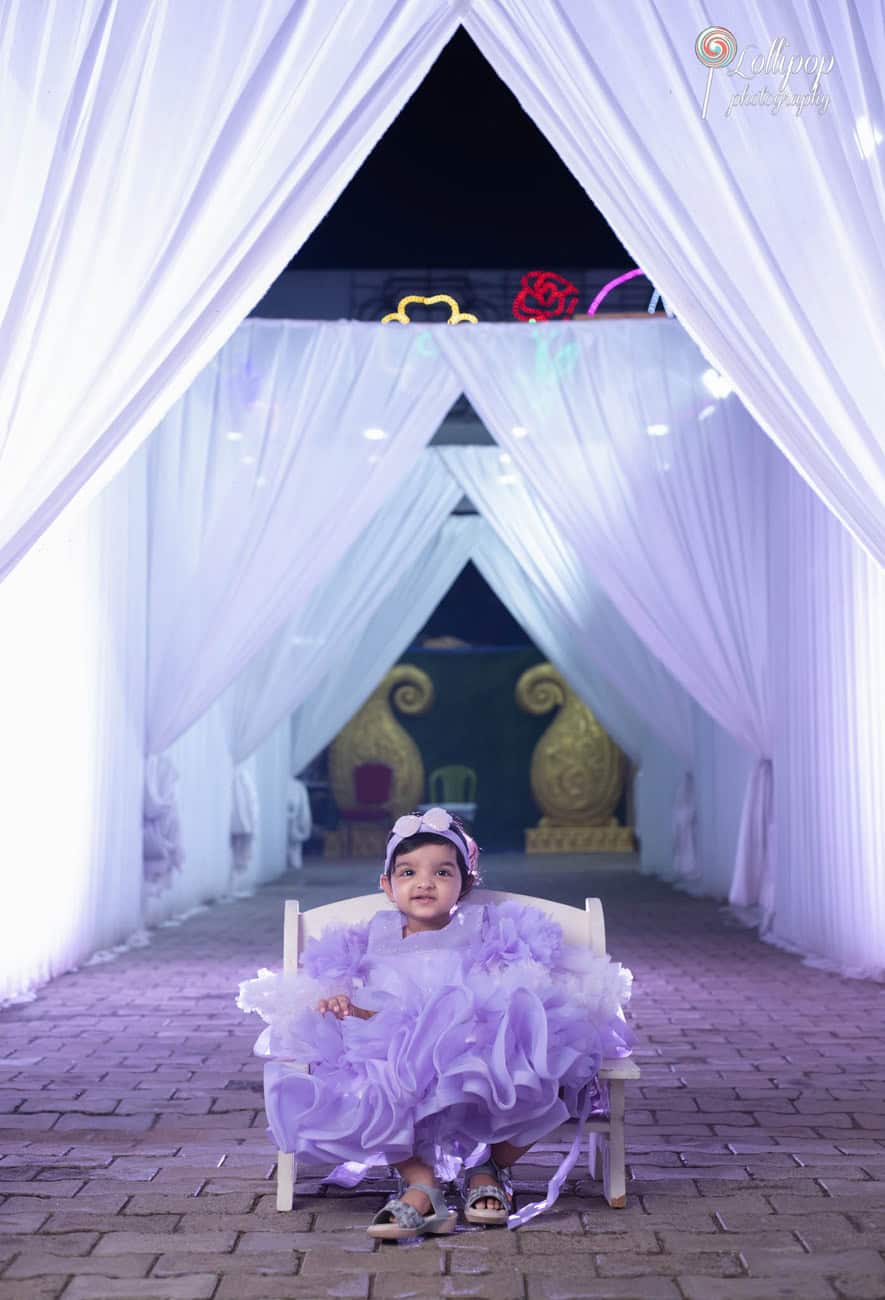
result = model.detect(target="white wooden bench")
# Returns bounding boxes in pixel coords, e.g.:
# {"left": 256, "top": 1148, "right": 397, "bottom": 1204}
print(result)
{"left": 271, "top": 889, "right": 639, "bottom": 1211}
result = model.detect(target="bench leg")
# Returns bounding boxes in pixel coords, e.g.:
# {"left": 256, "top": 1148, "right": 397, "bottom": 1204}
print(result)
{"left": 602, "top": 1080, "right": 627, "bottom": 1208}
{"left": 276, "top": 1151, "right": 296, "bottom": 1211}
{"left": 587, "top": 1131, "right": 603, "bottom": 1182}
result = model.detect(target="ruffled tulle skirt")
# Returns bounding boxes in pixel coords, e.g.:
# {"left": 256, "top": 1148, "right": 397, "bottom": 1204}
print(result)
{"left": 262, "top": 971, "right": 630, "bottom": 1173}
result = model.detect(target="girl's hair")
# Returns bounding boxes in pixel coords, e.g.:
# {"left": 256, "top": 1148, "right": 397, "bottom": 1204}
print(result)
{"left": 386, "top": 814, "right": 479, "bottom": 899}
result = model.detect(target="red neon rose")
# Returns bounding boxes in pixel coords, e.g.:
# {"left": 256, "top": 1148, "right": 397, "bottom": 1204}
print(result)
{"left": 512, "top": 270, "right": 579, "bottom": 322}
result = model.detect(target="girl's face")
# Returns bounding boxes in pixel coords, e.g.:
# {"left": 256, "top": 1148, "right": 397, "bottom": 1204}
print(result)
{"left": 380, "top": 842, "right": 463, "bottom": 932}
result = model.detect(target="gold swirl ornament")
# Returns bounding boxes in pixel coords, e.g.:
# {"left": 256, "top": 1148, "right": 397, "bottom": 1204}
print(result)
{"left": 328, "top": 664, "right": 435, "bottom": 818}
{"left": 381, "top": 294, "right": 478, "bottom": 325}
{"left": 515, "top": 663, "right": 624, "bottom": 827}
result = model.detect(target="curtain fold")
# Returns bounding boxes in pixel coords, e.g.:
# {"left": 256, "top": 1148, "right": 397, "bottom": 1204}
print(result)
{"left": 290, "top": 516, "right": 481, "bottom": 778}
{"left": 146, "top": 319, "right": 460, "bottom": 755}
{"left": 440, "top": 442, "right": 698, "bottom": 881}
{"left": 0, "top": 452, "right": 146, "bottom": 1002}
{"left": 469, "top": 519, "right": 686, "bottom": 877}
{"left": 766, "top": 451, "right": 885, "bottom": 977}
{"left": 439, "top": 322, "right": 772, "bottom": 901}
{"left": 467, "top": 0, "right": 885, "bottom": 564}
{"left": 0, "top": 0, "right": 462, "bottom": 581}
{"left": 225, "top": 451, "right": 462, "bottom": 763}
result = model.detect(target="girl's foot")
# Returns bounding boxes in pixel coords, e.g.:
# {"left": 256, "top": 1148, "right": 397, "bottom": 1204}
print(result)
{"left": 468, "top": 1170, "right": 506, "bottom": 1211}
{"left": 367, "top": 1181, "right": 457, "bottom": 1239}
{"left": 400, "top": 1184, "right": 433, "bottom": 1215}
{"left": 463, "top": 1159, "right": 512, "bottom": 1225}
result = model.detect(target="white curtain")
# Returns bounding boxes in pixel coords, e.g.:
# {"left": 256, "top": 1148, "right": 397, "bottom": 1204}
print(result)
{"left": 225, "top": 451, "right": 462, "bottom": 762}
{"left": 440, "top": 322, "right": 772, "bottom": 899}
{"left": 287, "top": 777, "right": 312, "bottom": 870}
{"left": 470, "top": 520, "right": 685, "bottom": 877}
{"left": 440, "top": 442, "right": 698, "bottom": 879}
{"left": 766, "top": 451, "right": 885, "bottom": 978}
{"left": 0, "top": 452, "right": 146, "bottom": 1002}
{"left": 253, "top": 717, "right": 292, "bottom": 883}
{"left": 0, "top": 0, "right": 463, "bottom": 581}
{"left": 290, "top": 516, "right": 481, "bottom": 777}
{"left": 146, "top": 320, "right": 460, "bottom": 755}
{"left": 467, "top": 0, "right": 885, "bottom": 565}
{"left": 144, "top": 702, "right": 233, "bottom": 927}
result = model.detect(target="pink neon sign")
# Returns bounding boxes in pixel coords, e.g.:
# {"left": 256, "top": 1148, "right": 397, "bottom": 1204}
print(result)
{"left": 587, "top": 268, "right": 647, "bottom": 316}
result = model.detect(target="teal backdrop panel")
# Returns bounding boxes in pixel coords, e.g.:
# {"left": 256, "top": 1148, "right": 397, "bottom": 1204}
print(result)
{"left": 395, "top": 646, "right": 549, "bottom": 852}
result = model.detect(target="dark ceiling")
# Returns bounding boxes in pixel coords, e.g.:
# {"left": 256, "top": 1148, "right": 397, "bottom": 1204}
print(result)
{"left": 292, "top": 28, "right": 632, "bottom": 271}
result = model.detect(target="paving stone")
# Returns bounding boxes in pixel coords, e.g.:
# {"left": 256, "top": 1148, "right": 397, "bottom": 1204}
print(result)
{"left": 740, "top": 1246, "right": 885, "bottom": 1276}
{"left": 92, "top": 1228, "right": 238, "bottom": 1254}
{"left": 63, "top": 1279, "right": 219, "bottom": 1300}
{"left": 678, "top": 1281, "right": 837, "bottom": 1299}
{"left": 216, "top": 1279, "right": 371, "bottom": 1300}
{"left": 527, "top": 1279, "right": 681, "bottom": 1299}
{"left": 0, "top": 1282, "right": 67, "bottom": 1300}
{"left": 150, "top": 1250, "right": 299, "bottom": 1275}
{"left": 3, "top": 1253, "right": 152, "bottom": 1278}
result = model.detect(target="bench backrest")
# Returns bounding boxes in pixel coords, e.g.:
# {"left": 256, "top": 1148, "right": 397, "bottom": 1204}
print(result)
{"left": 283, "top": 890, "right": 606, "bottom": 973}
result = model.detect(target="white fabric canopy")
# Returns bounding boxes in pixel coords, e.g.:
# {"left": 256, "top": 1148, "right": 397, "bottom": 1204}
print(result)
{"left": 290, "top": 516, "right": 481, "bottom": 777}
{"left": 440, "top": 442, "right": 698, "bottom": 879}
{"left": 440, "top": 323, "right": 773, "bottom": 899}
{"left": 146, "top": 319, "right": 460, "bottom": 755}
{"left": 466, "top": 0, "right": 885, "bottom": 565}
{"left": 0, "top": 0, "right": 463, "bottom": 582}
{"left": 470, "top": 521, "right": 684, "bottom": 876}
{"left": 225, "top": 451, "right": 461, "bottom": 762}
{"left": 767, "top": 451, "right": 885, "bottom": 977}
{"left": 0, "top": 457, "right": 146, "bottom": 1003}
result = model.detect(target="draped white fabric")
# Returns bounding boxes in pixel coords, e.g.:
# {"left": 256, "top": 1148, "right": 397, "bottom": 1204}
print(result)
{"left": 471, "top": 526, "right": 645, "bottom": 764}
{"left": 287, "top": 778, "right": 312, "bottom": 870}
{"left": 466, "top": 0, "right": 885, "bottom": 565}
{"left": 0, "top": 0, "right": 463, "bottom": 582}
{"left": 766, "top": 452, "right": 885, "bottom": 977}
{"left": 225, "top": 452, "right": 461, "bottom": 762}
{"left": 0, "top": 457, "right": 146, "bottom": 1002}
{"left": 144, "top": 702, "right": 233, "bottom": 927}
{"left": 439, "top": 323, "right": 773, "bottom": 897}
{"left": 440, "top": 442, "right": 698, "bottom": 879}
{"left": 146, "top": 320, "right": 460, "bottom": 754}
{"left": 290, "top": 517, "right": 481, "bottom": 778}
{"left": 469, "top": 521, "right": 684, "bottom": 877}
{"left": 252, "top": 717, "right": 292, "bottom": 884}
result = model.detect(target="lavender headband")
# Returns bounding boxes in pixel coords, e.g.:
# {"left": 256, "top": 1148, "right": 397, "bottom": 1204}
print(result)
{"left": 384, "top": 806, "right": 479, "bottom": 877}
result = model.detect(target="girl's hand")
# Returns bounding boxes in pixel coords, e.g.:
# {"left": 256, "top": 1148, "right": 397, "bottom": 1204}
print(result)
{"left": 316, "top": 994, "right": 374, "bottom": 1020}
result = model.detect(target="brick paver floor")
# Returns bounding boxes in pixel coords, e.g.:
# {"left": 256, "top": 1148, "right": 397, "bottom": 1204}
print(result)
{"left": 2, "top": 853, "right": 885, "bottom": 1300}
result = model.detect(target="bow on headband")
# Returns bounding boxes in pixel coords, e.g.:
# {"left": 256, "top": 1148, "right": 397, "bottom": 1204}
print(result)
{"left": 384, "top": 806, "right": 480, "bottom": 877}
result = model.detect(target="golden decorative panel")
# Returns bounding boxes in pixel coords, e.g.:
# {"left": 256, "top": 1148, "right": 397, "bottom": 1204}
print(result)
{"left": 328, "top": 664, "right": 434, "bottom": 821}
{"left": 515, "top": 662, "right": 631, "bottom": 853}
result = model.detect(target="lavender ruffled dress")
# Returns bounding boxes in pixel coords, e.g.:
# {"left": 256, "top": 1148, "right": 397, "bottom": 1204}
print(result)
{"left": 238, "top": 900, "right": 633, "bottom": 1225}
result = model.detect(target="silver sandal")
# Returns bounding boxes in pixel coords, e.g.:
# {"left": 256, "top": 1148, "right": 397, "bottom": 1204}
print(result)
{"left": 462, "top": 1154, "right": 512, "bottom": 1226}
{"left": 367, "top": 1181, "right": 457, "bottom": 1240}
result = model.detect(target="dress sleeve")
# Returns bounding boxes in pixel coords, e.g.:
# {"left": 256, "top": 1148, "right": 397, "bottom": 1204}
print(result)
{"left": 236, "top": 918, "right": 372, "bottom": 1057}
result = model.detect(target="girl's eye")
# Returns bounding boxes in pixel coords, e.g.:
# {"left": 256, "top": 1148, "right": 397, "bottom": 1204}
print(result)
{"left": 436, "top": 868, "right": 452, "bottom": 877}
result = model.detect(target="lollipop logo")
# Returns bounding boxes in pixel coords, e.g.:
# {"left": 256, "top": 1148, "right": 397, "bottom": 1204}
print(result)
{"left": 695, "top": 26, "right": 737, "bottom": 118}
{"left": 694, "top": 28, "right": 835, "bottom": 120}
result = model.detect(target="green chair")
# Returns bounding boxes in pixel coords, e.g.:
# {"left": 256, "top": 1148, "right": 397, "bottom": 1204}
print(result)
{"left": 419, "top": 765, "right": 477, "bottom": 827}
{"left": 429, "top": 765, "right": 477, "bottom": 804}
